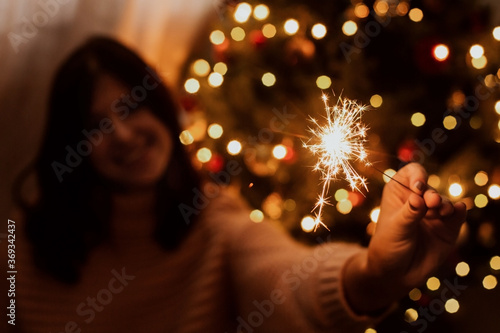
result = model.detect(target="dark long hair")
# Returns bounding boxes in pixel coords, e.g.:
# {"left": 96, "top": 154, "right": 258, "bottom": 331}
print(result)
{"left": 15, "top": 36, "right": 201, "bottom": 284}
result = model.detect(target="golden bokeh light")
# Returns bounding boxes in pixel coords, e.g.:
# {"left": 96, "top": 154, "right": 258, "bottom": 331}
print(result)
{"left": 370, "top": 94, "right": 383, "bottom": 108}
{"left": 404, "top": 308, "right": 418, "bottom": 323}
{"left": 207, "top": 123, "right": 223, "bottom": 139}
{"left": 488, "top": 184, "right": 500, "bottom": 199}
{"left": 443, "top": 115, "right": 457, "bottom": 130}
{"left": 354, "top": 3, "right": 370, "bottom": 18}
{"left": 370, "top": 207, "right": 380, "bottom": 223}
{"left": 316, "top": 75, "right": 332, "bottom": 89}
{"left": 485, "top": 74, "right": 496, "bottom": 88}
{"left": 214, "top": 62, "right": 228, "bottom": 75}
{"left": 253, "top": 4, "right": 269, "bottom": 20}
{"left": 469, "top": 44, "right": 485, "bottom": 59}
{"left": 493, "top": 26, "right": 500, "bottom": 41}
{"left": 311, "top": 23, "right": 327, "bottom": 39}
{"left": 382, "top": 168, "right": 396, "bottom": 183}
{"left": 184, "top": 78, "right": 200, "bottom": 94}
{"left": 210, "top": 30, "right": 225, "bottom": 45}
{"left": 337, "top": 199, "right": 353, "bottom": 214}
{"left": 227, "top": 140, "right": 242, "bottom": 155}
{"left": 272, "top": 144, "right": 287, "bottom": 159}
{"left": 428, "top": 174, "right": 441, "bottom": 188}
{"left": 262, "top": 72, "right": 276, "bottom": 87}
{"left": 179, "top": 130, "right": 194, "bottom": 145}
{"left": 445, "top": 299, "right": 460, "bottom": 313}
{"left": 262, "top": 23, "right": 277, "bottom": 38}
{"left": 335, "top": 188, "right": 348, "bottom": 201}
{"left": 396, "top": 2, "right": 409, "bottom": 16}
{"left": 231, "top": 27, "right": 246, "bottom": 41}
{"left": 284, "top": 19, "right": 299, "bottom": 35}
{"left": 208, "top": 72, "right": 224, "bottom": 87}
{"left": 409, "top": 8, "right": 424, "bottom": 22}
{"left": 374, "top": 1, "right": 389, "bottom": 16}
{"left": 471, "top": 55, "right": 487, "bottom": 69}
{"left": 490, "top": 256, "right": 500, "bottom": 270}
{"left": 234, "top": 2, "right": 252, "bottom": 23}
{"left": 192, "top": 59, "right": 210, "bottom": 76}
{"left": 474, "top": 171, "right": 488, "bottom": 186}
{"left": 474, "top": 194, "right": 488, "bottom": 208}
{"left": 433, "top": 44, "right": 449, "bottom": 61}
{"left": 300, "top": 216, "right": 316, "bottom": 232}
{"left": 455, "top": 262, "right": 470, "bottom": 277}
{"left": 483, "top": 275, "right": 497, "bottom": 290}
{"left": 448, "top": 183, "right": 463, "bottom": 197}
{"left": 342, "top": 20, "right": 358, "bottom": 36}
{"left": 196, "top": 147, "right": 212, "bottom": 163}
{"left": 426, "top": 276, "right": 440, "bottom": 291}
{"left": 495, "top": 100, "right": 500, "bottom": 115}
{"left": 411, "top": 112, "right": 426, "bottom": 127}
{"left": 249, "top": 209, "right": 264, "bottom": 223}
{"left": 409, "top": 288, "right": 422, "bottom": 301}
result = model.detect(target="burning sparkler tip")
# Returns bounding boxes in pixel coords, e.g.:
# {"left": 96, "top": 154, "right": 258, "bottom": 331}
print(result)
{"left": 305, "top": 95, "right": 370, "bottom": 231}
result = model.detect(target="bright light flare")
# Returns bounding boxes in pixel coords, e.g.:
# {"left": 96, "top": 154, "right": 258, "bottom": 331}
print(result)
{"left": 234, "top": 2, "right": 252, "bottom": 23}
{"left": 272, "top": 144, "right": 287, "bottom": 159}
{"left": 253, "top": 4, "right": 269, "bottom": 20}
{"left": 311, "top": 23, "right": 327, "bottom": 39}
{"left": 342, "top": 20, "right": 358, "bottom": 36}
{"left": 301, "top": 216, "right": 316, "bottom": 232}
{"left": 488, "top": 184, "right": 500, "bottom": 199}
{"left": 470, "top": 44, "right": 484, "bottom": 59}
{"left": 493, "top": 26, "right": 500, "bottom": 41}
{"left": 304, "top": 94, "right": 370, "bottom": 230}
{"left": 433, "top": 44, "right": 449, "bottom": 61}
{"left": 284, "top": 19, "right": 299, "bottom": 35}
{"left": 227, "top": 140, "right": 242, "bottom": 155}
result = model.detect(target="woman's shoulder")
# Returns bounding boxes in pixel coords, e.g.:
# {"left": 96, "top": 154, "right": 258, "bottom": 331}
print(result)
{"left": 196, "top": 183, "right": 253, "bottom": 232}
{"left": 202, "top": 183, "right": 250, "bottom": 216}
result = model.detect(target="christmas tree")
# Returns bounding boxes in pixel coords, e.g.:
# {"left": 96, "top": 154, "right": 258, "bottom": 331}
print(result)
{"left": 179, "top": 0, "right": 500, "bottom": 331}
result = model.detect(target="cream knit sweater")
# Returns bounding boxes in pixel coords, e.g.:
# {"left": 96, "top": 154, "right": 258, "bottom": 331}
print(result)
{"left": 2, "top": 187, "right": 378, "bottom": 332}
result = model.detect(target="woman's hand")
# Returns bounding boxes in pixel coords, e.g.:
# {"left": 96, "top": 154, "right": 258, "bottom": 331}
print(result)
{"left": 343, "top": 163, "right": 467, "bottom": 315}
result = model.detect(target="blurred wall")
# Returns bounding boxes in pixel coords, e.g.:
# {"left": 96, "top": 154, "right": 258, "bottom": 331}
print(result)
{"left": 0, "top": 0, "right": 221, "bottom": 221}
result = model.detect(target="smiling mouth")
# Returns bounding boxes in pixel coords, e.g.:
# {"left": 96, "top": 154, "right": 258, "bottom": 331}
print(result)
{"left": 118, "top": 148, "right": 147, "bottom": 165}
{"left": 112, "top": 133, "right": 158, "bottom": 167}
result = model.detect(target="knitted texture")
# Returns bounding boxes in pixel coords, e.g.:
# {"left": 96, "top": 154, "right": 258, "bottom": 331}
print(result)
{"left": 2, "top": 186, "right": 378, "bottom": 332}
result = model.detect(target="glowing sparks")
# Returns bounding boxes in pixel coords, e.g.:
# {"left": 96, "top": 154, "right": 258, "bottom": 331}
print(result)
{"left": 304, "top": 94, "right": 370, "bottom": 230}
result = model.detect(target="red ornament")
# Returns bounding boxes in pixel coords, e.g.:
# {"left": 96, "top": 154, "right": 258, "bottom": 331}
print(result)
{"left": 250, "top": 30, "right": 266, "bottom": 48}
{"left": 179, "top": 95, "right": 198, "bottom": 112}
{"left": 206, "top": 153, "right": 225, "bottom": 173}
{"left": 397, "top": 139, "right": 418, "bottom": 162}
{"left": 213, "top": 39, "right": 230, "bottom": 63}
{"left": 414, "top": 38, "right": 449, "bottom": 74}
{"left": 348, "top": 191, "right": 365, "bottom": 207}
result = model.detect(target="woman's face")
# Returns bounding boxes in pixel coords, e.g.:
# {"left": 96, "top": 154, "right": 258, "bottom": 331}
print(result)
{"left": 88, "top": 74, "right": 172, "bottom": 189}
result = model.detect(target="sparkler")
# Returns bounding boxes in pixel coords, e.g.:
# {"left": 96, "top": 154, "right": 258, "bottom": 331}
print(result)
{"left": 304, "top": 94, "right": 371, "bottom": 231}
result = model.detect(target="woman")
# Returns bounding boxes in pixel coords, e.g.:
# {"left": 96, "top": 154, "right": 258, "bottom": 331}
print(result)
{"left": 3, "top": 36, "right": 466, "bottom": 332}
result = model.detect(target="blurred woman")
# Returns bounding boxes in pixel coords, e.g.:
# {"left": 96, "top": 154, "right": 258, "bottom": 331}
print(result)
{"left": 3, "top": 36, "right": 466, "bottom": 333}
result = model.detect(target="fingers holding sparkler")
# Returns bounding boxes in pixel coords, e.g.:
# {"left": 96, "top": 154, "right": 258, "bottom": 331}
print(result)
{"left": 304, "top": 93, "right": 464, "bottom": 233}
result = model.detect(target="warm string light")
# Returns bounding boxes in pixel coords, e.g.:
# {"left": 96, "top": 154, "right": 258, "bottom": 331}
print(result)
{"left": 304, "top": 94, "right": 370, "bottom": 230}
{"left": 186, "top": 2, "right": 500, "bottom": 325}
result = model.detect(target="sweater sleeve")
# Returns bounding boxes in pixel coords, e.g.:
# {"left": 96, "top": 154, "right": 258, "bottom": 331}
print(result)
{"left": 205, "top": 187, "right": 389, "bottom": 332}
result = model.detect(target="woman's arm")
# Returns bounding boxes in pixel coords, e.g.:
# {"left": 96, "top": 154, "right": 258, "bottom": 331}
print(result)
{"left": 343, "top": 163, "right": 467, "bottom": 314}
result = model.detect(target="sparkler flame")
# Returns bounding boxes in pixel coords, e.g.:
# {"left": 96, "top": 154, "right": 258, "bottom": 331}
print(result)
{"left": 304, "top": 94, "right": 371, "bottom": 231}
